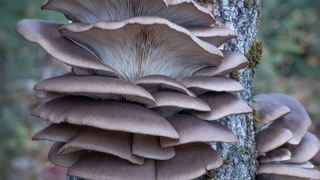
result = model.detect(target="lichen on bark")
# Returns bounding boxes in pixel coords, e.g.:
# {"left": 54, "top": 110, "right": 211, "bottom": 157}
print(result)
{"left": 195, "top": 0, "right": 262, "bottom": 179}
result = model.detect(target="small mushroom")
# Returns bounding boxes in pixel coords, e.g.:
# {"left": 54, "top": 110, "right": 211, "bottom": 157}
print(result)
{"left": 256, "top": 127, "right": 293, "bottom": 155}
{"left": 132, "top": 134, "right": 175, "bottom": 160}
{"left": 196, "top": 92, "right": 252, "bottom": 121}
{"left": 260, "top": 148, "right": 291, "bottom": 163}
{"left": 181, "top": 76, "right": 244, "bottom": 94}
{"left": 189, "top": 26, "right": 237, "bottom": 47}
{"left": 160, "top": 114, "right": 238, "bottom": 147}
{"left": 136, "top": 74, "right": 195, "bottom": 96}
{"left": 156, "top": 143, "right": 223, "bottom": 180}
{"left": 48, "top": 142, "right": 84, "bottom": 168}
{"left": 32, "top": 123, "right": 83, "bottom": 142}
{"left": 58, "top": 128, "right": 144, "bottom": 165}
{"left": 32, "top": 97, "right": 179, "bottom": 139}
{"left": 193, "top": 51, "right": 248, "bottom": 76}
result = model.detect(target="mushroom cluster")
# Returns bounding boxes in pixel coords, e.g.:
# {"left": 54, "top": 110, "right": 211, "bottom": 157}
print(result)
{"left": 17, "top": 0, "right": 252, "bottom": 179}
{"left": 254, "top": 93, "right": 320, "bottom": 180}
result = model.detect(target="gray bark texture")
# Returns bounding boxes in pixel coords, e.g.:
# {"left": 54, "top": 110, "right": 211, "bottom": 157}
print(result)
{"left": 196, "top": 0, "right": 261, "bottom": 179}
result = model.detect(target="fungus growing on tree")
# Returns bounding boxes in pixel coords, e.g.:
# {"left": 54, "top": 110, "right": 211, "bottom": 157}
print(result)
{"left": 255, "top": 93, "right": 320, "bottom": 180}
{"left": 17, "top": 0, "right": 253, "bottom": 179}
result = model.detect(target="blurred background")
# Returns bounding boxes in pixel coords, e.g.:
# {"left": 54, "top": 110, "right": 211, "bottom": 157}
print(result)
{"left": 0, "top": 0, "right": 319, "bottom": 179}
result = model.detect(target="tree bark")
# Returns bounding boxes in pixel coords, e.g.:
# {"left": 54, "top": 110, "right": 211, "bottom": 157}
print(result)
{"left": 196, "top": 0, "right": 261, "bottom": 179}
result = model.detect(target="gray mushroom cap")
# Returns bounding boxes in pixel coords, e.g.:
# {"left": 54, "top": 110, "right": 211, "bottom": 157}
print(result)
{"left": 48, "top": 142, "right": 84, "bottom": 168}
{"left": 256, "top": 127, "right": 293, "bottom": 155}
{"left": 260, "top": 148, "right": 291, "bottom": 163}
{"left": 196, "top": 92, "right": 252, "bottom": 121}
{"left": 34, "top": 73, "right": 156, "bottom": 106}
{"left": 156, "top": 143, "right": 223, "bottom": 180}
{"left": 132, "top": 134, "right": 175, "bottom": 160}
{"left": 68, "top": 154, "right": 156, "bottom": 180}
{"left": 32, "top": 97, "right": 179, "bottom": 139}
{"left": 258, "top": 163, "right": 320, "bottom": 179}
{"left": 160, "top": 114, "right": 238, "bottom": 147}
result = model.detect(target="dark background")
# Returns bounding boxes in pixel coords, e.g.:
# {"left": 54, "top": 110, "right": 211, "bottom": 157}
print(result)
{"left": 0, "top": 0, "right": 319, "bottom": 179}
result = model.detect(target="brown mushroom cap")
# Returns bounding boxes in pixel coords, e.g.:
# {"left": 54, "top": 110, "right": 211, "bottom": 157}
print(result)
{"left": 258, "top": 163, "right": 320, "bottom": 179}
{"left": 156, "top": 143, "right": 223, "bottom": 180}
{"left": 256, "top": 127, "right": 293, "bottom": 155}
{"left": 16, "top": 19, "right": 118, "bottom": 77}
{"left": 32, "top": 97, "right": 179, "bottom": 139}
{"left": 132, "top": 134, "right": 175, "bottom": 160}
{"left": 285, "top": 132, "right": 320, "bottom": 163}
{"left": 34, "top": 74, "right": 156, "bottom": 106}
{"left": 42, "top": 0, "right": 214, "bottom": 27}
{"left": 189, "top": 26, "right": 237, "bottom": 47}
{"left": 265, "top": 93, "right": 312, "bottom": 145}
{"left": 48, "top": 142, "right": 83, "bottom": 168}
{"left": 193, "top": 51, "right": 248, "bottom": 76}
{"left": 151, "top": 91, "right": 211, "bottom": 113}
{"left": 32, "top": 123, "right": 82, "bottom": 142}
{"left": 136, "top": 74, "right": 195, "bottom": 97}
{"left": 254, "top": 94, "right": 291, "bottom": 128}
{"left": 60, "top": 17, "right": 223, "bottom": 81}
{"left": 59, "top": 128, "right": 144, "bottom": 165}
{"left": 68, "top": 154, "right": 156, "bottom": 180}
{"left": 260, "top": 148, "right": 291, "bottom": 163}
{"left": 181, "top": 76, "right": 244, "bottom": 94}
{"left": 196, "top": 92, "right": 252, "bottom": 121}
{"left": 160, "top": 114, "right": 238, "bottom": 147}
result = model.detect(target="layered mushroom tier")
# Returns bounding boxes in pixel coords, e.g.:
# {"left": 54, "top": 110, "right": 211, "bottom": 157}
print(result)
{"left": 17, "top": 0, "right": 252, "bottom": 179}
{"left": 254, "top": 93, "right": 320, "bottom": 180}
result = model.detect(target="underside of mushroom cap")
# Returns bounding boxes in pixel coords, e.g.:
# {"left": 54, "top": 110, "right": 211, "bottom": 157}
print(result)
{"left": 34, "top": 73, "right": 156, "bottom": 106}
{"left": 60, "top": 17, "right": 223, "bottom": 81}
{"left": 32, "top": 96, "right": 179, "bottom": 139}
{"left": 42, "top": 0, "right": 215, "bottom": 27}
{"left": 16, "top": 19, "right": 119, "bottom": 77}
{"left": 48, "top": 142, "right": 84, "bottom": 168}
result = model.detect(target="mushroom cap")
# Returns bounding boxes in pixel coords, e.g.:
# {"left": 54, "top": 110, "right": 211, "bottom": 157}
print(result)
{"left": 254, "top": 94, "right": 291, "bottom": 128}
{"left": 16, "top": 19, "right": 118, "bottom": 77}
{"left": 260, "top": 148, "right": 291, "bottom": 163}
{"left": 59, "top": 128, "right": 144, "bottom": 165}
{"left": 48, "top": 142, "right": 83, "bottom": 168}
{"left": 258, "top": 163, "right": 320, "bottom": 179}
{"left": 34, "top": 74, "right": 156, "bottom": 106}
{"left": 189, "top": 26, "right": 237, "bottom": 47}
{"left": 193, "top": 51, "right": 248, "bottom": 76}
{"left": 32, "top": 97, "right": 179, "bottom": 139}
{"left": 68, "top": 154, "right": 156, "bottom": 180}
{"left": 136, "top": 74, "right": 195, "bottom": 97}
{"left": 285, "top": 132, "right": 320, "bottom": 163}
{"left": 42, "top": 0, "right": 214, "bottom": 27}
{"left": 181, "top": 76, "right": 244, "bottom": 94}
{"left": 196, "top": 92, "right": 252, "bottom": 121}
{"left": 132, "top": 134, "right": 175, "bottom": 160}
{"left": 156, "top": 143, "right": 223, "bottom": 180}
{"left": 32, "top": 123, "right": 82, "bottom": 142}
{"left": 256, "top": 127, "right": 293, "bottom": 155}
{"left": 60, "top": 17, "right": 223, "bottom": 81}
{"left": 160, "top": 114, "right": 238, "bottom": 147}
{"left": 151, "top": 91, "right": 211, "bottom": 112}
{"left": 265, "top": 93, "right": 312, "bottom": 145}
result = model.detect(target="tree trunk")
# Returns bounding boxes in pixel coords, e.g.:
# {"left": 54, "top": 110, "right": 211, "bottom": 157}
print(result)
{"left": 196, "top": 0, "right": 261, "bottom": 179}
